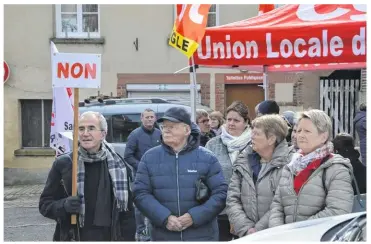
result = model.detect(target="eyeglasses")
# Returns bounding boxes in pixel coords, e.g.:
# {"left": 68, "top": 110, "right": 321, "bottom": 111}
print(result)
{"left": 78, "top": 126, "right": 103, "bottom": 134}
{"left": 159, "top": 124, "right": 185, "bottom": 131}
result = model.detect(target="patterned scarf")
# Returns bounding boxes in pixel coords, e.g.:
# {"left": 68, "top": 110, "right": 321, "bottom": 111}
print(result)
{"left": 287, "top": 141, "right": 334, "bottom": 175}
{"left": 220, "top": 125, "right": 252, "bottom": 164}
{"left": 77, "top": 141, "right": 129, "bottom": 227}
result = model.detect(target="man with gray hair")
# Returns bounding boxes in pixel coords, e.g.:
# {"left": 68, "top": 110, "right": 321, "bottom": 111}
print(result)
{"left": 133, "top": 107, "right": 228, "bottom": 241}
{"left": 39, "top": 111, "right": 135, "bottom": 241}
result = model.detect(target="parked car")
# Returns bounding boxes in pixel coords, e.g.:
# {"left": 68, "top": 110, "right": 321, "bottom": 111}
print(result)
{"left": 79, "top": 97, "right": 211, "bottom": 157}
{"left": 237, "top": 211, "right": 366, "bottom": 242}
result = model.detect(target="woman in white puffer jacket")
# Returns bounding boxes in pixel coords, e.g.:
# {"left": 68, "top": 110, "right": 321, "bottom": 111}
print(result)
{"left": 269, "top": 109, "right": 354, "bottom": 227}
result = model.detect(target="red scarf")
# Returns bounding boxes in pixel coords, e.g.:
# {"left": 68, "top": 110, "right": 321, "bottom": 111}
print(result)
{"left": 293, "top": 154, "right": 333, "bottom": 194}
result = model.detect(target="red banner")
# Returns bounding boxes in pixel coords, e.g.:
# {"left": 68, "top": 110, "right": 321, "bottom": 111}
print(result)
{"left": 194, "top": 5, "right": 366, "bottom": 66}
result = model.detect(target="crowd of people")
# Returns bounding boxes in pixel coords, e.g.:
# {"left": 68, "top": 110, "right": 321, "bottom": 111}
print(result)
{"left": 38, "top": 99, "right": 366, "bottom": 241}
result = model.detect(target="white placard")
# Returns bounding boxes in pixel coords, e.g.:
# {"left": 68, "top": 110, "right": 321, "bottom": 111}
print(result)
{"left": 50, "top": 87, "right": 74, "bottom": 156}
{"left": 52, "top": 52, "right": 101, "bottom": 88}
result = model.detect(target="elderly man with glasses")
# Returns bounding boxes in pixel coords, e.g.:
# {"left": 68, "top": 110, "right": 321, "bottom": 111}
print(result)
{"left": 133, "top": 107, "right": 228, "bottom": 241}
{"left": 39, "top": 111, "right": 135, "bottom": 241}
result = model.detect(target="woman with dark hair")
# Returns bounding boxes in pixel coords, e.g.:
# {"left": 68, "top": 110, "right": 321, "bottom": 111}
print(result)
{"left": 333, "top": 133, "right": 366, "bottom": 194}
{"left": 206, "top": 101, "right": 252, "bottom": 241}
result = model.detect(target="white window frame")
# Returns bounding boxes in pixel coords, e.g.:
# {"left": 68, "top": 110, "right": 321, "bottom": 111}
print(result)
{"left": 21, "top": 99, "right": 52, "bottom": 148}
{"left": 173, "top": 4, "right": 219, "bottom": 27}
{"left": 55, "top": 4, "right": 100, "bottom": 39}
{"left": 207, "top": 4, "right": 219, "bottom": 27}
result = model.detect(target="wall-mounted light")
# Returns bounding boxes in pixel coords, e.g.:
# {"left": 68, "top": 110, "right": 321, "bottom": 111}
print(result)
{"left": 133, "top": 38, "right": 139, "bottom": 51}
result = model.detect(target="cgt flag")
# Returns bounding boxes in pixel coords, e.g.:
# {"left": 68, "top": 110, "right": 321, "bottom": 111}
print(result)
{"left": 169, "top": 4, "right": 211, "bottom": 58}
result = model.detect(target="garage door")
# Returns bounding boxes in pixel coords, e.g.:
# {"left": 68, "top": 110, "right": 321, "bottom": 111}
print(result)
{"left": 127, "top": 84, "right": 202, "bottom": 105}
{"left": 225, "top": 84, "right": 264, "bottom": 119}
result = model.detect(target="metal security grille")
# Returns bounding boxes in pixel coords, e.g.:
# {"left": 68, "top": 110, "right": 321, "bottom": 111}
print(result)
{"left": 320, "top": 79, "right": 361, "bottom": 139}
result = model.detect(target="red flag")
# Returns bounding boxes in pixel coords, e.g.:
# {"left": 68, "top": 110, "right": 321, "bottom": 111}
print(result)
{"left": 169, "top": 4, "right": 211, "bottom": 58}
{"left": 258, "top": 4, "right": 275, "bottom": 15}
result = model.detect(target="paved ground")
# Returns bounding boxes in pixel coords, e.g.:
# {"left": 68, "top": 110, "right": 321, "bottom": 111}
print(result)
{"left": 4, "top": 184, "right": 55, "bottom": 241}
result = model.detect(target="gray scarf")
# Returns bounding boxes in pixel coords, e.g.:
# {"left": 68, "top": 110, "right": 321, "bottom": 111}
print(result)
{"left": 77, "top": 141, "right": 129, "bottom": 227}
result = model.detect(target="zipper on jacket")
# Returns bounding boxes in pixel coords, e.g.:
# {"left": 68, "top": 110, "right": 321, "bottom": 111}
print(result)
{"left": 175, "top": 153, "right": 183, "bottom": 241}
{"left": 292, "top": 169, "right": 322, "bottom": 222}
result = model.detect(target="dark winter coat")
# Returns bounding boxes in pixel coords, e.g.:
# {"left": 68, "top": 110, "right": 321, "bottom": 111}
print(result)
{"left": 337, "top": 149, "right": 366, "bottom": 194}
{"left": 354, "top": 111, "right": 366, "bottom": 165}
{"left": 133, "top": 123, "right": 228, "bottom": 241}
{"left": 39, "top": 153, "right": 135, "bottom": 241}
{"left": 124, "top": 125, "right": 161, "bottom": 171}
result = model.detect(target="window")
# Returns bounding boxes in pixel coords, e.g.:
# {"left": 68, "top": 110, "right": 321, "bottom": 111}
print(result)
{"left": 111, "top": 114, "right": 142, "bottom": 143}
{"left": 21, "top": 100, "right": 52, "bottom": 148}
{"left": 104, "top": 113, "right": 162, "bottom": 143}
{"left": 207, "top": 4, "right": 219, "bottom": 27}
{"left": 173, "top": 5, "right": 219, "bottom": 27}
{"left": 55, "top": 4, "right": 100, "bottom": 38}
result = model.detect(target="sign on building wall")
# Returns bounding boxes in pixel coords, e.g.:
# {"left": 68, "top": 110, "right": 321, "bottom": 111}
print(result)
{"left": 224, "top": 73, "right": 263, "bottom": 84}
{"left": 4, "top": 61, "right": 10, "bottom": 83}
{"left": 52, "top": 53, "right": 102, "bottom": 88}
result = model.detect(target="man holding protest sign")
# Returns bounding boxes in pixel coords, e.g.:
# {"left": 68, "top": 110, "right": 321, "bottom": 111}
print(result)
{"left": 39, "top": 111, "right": 136, "bottom": 241}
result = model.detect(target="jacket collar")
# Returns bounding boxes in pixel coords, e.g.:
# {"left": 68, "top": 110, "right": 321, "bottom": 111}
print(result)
{"left": 141, "top": 124, "right": 155, "bottom": 134}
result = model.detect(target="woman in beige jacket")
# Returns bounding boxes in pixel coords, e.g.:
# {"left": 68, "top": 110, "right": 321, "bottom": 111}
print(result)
{"left": 269, "top": 109, "right": 354, "bottom": 228}
{"left": 226, "top": 115, "right": 294, "bottom": 237}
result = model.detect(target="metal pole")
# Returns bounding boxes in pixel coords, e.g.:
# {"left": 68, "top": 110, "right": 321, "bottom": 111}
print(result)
{"left": 189, "top": 56, "right": 198, "bottom": 122}
{"left": 263, "top": 65, "right": 269, "bottom": 100}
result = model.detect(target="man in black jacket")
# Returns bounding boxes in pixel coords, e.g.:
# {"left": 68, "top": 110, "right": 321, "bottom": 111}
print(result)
{"left": 124, "top": 108, "right": 161, "bottom": 241}
{"left": 39, "top": 111, "right": 135, "bottom": 241}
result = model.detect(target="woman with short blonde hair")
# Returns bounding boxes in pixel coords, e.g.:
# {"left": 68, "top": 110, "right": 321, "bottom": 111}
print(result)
{"left": 269, "top": 109, "right": 354, "bottom": 227}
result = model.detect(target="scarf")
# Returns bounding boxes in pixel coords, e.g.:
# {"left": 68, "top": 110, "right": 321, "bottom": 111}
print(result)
{"left": 212, "top": 127, "right": 222, "bottom": 136}
{"left": 287, "top": 141, "right": 334, "bottom": 176}
{"left": 220, "top": 125, "right": 251, "bottom": 164}
{"left": 77, "top": 141, "right": 129, "bottom": 228}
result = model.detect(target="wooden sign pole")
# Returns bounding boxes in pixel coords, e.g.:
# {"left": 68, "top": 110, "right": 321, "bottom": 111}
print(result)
{"left": 71, "top": 88, "right": 79, "bottom": 225}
